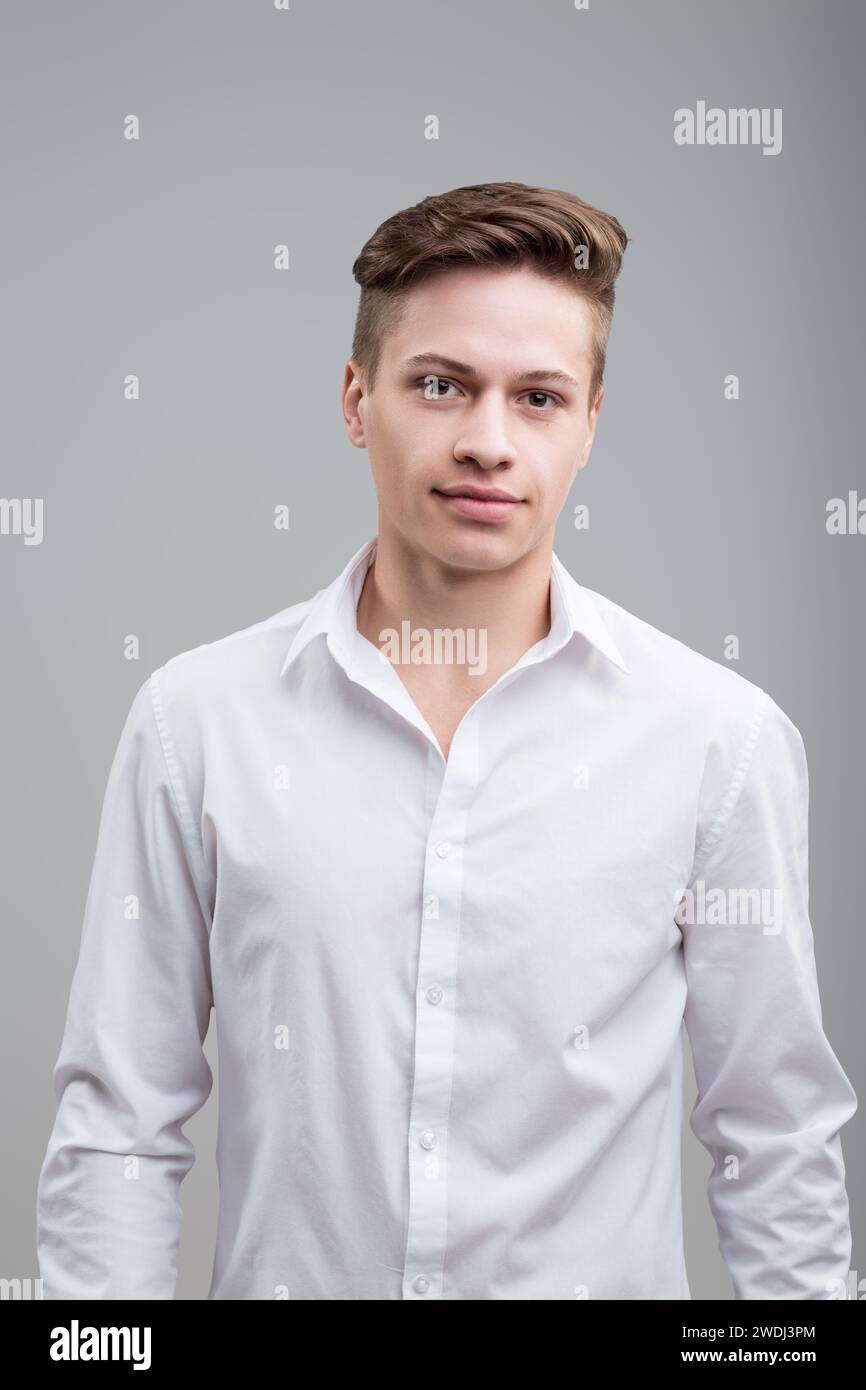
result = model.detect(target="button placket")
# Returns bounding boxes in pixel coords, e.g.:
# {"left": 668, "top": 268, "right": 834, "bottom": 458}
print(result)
{"left": 402, "top": 716, "right": 479, "bottom": 1299}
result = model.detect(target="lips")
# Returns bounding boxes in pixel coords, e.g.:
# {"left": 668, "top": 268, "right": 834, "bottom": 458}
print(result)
{"left": 433, "top": 488, "right": 524, "bottom": 523}
{"left": 436, "top": 486, "right": 517, "bottom": 503}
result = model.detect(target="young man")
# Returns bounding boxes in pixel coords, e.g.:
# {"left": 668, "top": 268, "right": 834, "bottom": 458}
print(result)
{"left": 37, "top": 182, "right": 856, "bottom": 1300}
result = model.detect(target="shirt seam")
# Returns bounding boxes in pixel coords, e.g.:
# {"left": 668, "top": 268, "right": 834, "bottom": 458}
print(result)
{"left": 147, "top": 669, "right": 213, "bottom": 927}
{"left": 688, "top": 685, "right": 770, "bottom": 883}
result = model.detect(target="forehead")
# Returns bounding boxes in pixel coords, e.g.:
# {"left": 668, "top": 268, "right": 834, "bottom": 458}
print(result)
{"left": 383, "top": 265, "right": 595, "bottom": 370}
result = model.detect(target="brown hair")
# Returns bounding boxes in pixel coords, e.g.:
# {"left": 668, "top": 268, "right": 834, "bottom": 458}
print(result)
{"left": 351, "top": 181, "right": 629, "bottom": 414}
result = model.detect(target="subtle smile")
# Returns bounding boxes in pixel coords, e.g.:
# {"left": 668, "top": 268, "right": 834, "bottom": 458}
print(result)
{"left": 432, "top": 486, "right": 525, "bottom": 523}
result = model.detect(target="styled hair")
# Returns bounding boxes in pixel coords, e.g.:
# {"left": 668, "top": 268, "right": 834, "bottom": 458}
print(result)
{"left": 351, "top": 181, "right": 629, "bottom": 414}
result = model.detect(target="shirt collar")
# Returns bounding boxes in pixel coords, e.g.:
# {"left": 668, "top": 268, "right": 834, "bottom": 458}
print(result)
{"left": 280, "top": 535, "right": 629, "bottom": 678}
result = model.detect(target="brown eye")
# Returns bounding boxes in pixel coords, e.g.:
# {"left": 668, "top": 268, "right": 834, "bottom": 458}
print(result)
{"left": 418, "top": 376, "right": 456, "bottom": 400}
{"left": 523, "top": 391, "right": 559, "bottom": 410}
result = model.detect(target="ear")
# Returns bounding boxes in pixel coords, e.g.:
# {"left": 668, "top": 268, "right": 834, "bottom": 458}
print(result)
{"left": 342, "top": 359, "right": 367, "bottom": 448}
{"left": 576, "top": 385, "right": 604, "bottom": 469}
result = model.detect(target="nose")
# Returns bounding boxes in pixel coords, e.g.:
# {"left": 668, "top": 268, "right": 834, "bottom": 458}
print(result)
{"left": 452, "top": 391, "right": 519, "bottom": 471}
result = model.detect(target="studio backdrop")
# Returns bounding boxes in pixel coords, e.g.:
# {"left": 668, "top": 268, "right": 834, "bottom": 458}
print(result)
{"left": 2, "top": 0, "right": 863, "bottom": 1300}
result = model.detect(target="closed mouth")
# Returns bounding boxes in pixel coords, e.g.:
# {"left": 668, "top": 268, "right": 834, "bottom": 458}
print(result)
{"left": 433, "top": 487, "right": 522, "bottom": 503}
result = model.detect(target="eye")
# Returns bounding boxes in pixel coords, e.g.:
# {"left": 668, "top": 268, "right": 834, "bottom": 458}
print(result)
{"left": 521, "top": 390, "right": 561, "bottom": 411}
{"left": 414, "top": 378, "right": 563, "bottom": 410}
{"left": 417, "top": 375, "right": 459, "bottom": 400}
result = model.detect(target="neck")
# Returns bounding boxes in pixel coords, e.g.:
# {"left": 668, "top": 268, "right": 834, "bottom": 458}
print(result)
{"left": 355, "top": 519, "right": 554, "bottom": 682}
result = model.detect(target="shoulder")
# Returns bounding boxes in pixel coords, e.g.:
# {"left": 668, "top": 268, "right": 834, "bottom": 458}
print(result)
{"left": 139, "top": 593, "right": 318, "bottom": 739}
{"left": 582, "top": 583, "right": 802, "bottom": 771}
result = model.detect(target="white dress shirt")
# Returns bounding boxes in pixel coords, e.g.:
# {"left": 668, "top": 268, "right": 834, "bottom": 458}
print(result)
{"left": 36, "top": 534, "right": 857, "bottom": 1300}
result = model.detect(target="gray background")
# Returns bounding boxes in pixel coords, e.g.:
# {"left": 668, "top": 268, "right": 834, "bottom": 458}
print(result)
{"left": 2, "top": 0, "right": 863, "bottom": 1299}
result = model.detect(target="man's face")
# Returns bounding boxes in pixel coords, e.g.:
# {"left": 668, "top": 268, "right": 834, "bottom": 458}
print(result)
{"left": 343, "top": 264, "right": 604, "bottom": 572}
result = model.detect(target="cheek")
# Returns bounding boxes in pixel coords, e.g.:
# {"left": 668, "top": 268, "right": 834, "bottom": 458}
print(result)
{"left": 380, "top": 415, "right": 440, "bottom": 480}
{"left": 397, "top": 407, "right": 441, "bottom": 453}
{"left": 556, "top": 437, "right": 589, "bottom": 488}
{"left": 533, "top": 442, "right": 584, "bottom": 498}
{"left": 369, "top": 425, "right": 429, "bottom": 499}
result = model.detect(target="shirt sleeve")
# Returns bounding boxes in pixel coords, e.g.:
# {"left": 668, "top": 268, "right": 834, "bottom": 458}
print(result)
{"left": 36, "top": 673, "right": 214, "bottom": 1299}
{"left": 681, "top": 688, "right": 858, "bottom": 1300}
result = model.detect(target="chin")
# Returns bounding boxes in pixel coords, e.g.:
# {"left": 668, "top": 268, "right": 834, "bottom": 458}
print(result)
{"left": 427, "top": 530, "right": 524, "bottom": 572}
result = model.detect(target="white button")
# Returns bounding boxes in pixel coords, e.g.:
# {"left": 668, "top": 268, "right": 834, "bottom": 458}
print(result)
{"left": 413, "top": 1275, "right": 430, "bottom": 1294}
{"left": 436, "top": 841, "right": 452, "bottom": 858}
{"left": 426, "top": 984, "right": 443, "bottom": 1005}
{"left": 419, "top": 1130, "right": 437, "bottom": 1150}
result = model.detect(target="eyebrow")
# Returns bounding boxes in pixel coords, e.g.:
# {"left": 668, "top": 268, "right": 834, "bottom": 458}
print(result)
{"left": 401, "top": 353, "right": 581, "bottom": 390}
